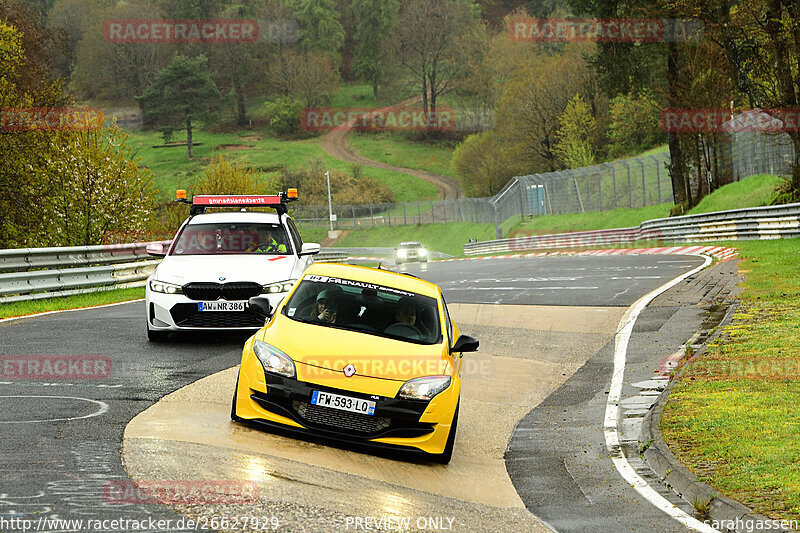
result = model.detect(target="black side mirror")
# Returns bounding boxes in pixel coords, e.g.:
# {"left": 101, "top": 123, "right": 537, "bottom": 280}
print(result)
{"left": 248, "top": 297, "right": 273, "bottom": 318}
{"left": 451, "top": 334, "right": 479, "bottom": 354}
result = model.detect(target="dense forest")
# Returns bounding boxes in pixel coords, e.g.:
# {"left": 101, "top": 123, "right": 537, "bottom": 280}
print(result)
{"left": 2, "top": 0, "right": 799, "bottom": 247}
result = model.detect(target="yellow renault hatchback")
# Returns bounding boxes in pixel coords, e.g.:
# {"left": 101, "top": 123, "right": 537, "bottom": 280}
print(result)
{"left": 231, "top": 263, "right": 478, "bottom": 463}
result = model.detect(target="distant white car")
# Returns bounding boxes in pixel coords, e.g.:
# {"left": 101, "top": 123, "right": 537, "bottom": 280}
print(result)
{"left": 145, "top": 191, "right": 320, "bottom": 341}
{"left": 395, "top": 241, "right": 428, "bottom": 265}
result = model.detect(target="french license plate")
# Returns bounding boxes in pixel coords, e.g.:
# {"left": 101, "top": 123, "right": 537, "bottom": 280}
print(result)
{"left": 198, "top": 301, "right": 246, "bottom": 312}
{"left": 311, "top": 390, "right": 376, "bottom": 416}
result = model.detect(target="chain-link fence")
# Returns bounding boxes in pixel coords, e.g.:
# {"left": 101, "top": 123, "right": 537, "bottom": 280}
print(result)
{"left": 294, "top": 130, "right": 796, "bottom": 237}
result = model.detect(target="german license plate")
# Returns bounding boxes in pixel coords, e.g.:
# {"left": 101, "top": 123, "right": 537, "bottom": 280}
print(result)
{"left": 311, "top": 391, "right": 375, "bottom": 415}
{"left": 198, "top": 301, "right": 246, "bottom": 312}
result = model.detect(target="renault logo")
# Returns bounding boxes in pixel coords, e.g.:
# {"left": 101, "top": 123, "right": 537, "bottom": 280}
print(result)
{"left": 343, "top": 364, "right": 356, "bottom": 377}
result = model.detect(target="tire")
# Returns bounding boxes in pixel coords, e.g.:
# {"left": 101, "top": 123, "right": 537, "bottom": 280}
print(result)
{"left": 430, "top": 400, "right": 459, "bottom": 464}
{"left": 395, "top": 258, "right": 403, "bottom": 265}
{"left": 147, "top": 326, "right": 169, "bottom": 342}
{"left": 231, "top": 375, "right": 243, "bottom": 422}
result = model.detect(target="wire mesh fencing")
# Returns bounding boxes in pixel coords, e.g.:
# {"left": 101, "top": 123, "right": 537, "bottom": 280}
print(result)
{"left": 294, "top": 130, "right": 796, "bottom": 236}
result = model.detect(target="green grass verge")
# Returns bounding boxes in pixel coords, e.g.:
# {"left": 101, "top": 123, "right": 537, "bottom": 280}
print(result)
{"left": 661, "top": 238, "right": 800, "bottom": 521}
{"left": 126, "top": 130, "right": 438, "bottom": 203}
{"left": 332, "top": 223, "right": 496, "bottom": 257}
{"left": 688, "top": 174, "right": 784, "bottom": 214}
{"left": 0, "top": 287, "right": 145, "bottom": 319}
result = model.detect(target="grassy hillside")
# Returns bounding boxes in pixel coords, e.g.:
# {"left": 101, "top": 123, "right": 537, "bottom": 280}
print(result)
{"left": 348, "top": 132, "right": 458, "bottom": 179}
{"left": 687, "top": 174, "right": 784, "bottom": 214}
{"left": 126, "top": 130, "right": 438, "bottom": 202}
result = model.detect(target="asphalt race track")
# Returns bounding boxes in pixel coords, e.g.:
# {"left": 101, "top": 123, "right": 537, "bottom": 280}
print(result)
{"left": 0, "top": 254, "right": 714, "bottom": 533}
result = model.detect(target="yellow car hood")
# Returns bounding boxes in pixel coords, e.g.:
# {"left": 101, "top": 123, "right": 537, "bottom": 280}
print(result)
{"left": 259, "top": 314, "right": 450, "bottom": 382}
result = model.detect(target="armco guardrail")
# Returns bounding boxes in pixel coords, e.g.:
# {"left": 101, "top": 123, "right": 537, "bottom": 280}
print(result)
{"left": 0, "top": 241, "right": 170, "bottom": 303}
{"left": 464, "top": 203, "right": 800, "bottom": 255}
{"left": 0, "top": 244, "right": 371, "bottom": 303}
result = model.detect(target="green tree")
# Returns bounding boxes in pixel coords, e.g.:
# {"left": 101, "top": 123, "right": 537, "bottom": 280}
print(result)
{"left": 70, "top": 1, "right": 163, "bottom": 112}
{"left": 0, "top": 16, "right": 70, "bottom": 248}
{"left": 495, "top": 47, "right": 593, "bottom": 172}
{"left": 191, "top": 156, "right": 269, "bottom": 196}
{"left": 352, "top": 0, "right": 399, "bottom": 99}
{"left": 137, "top": 54, "right": 223, "bottom": 159}
{"left": 391, "top": 0, "right": 484, "bottom": 132}
{"left": 40, "top": 121, "right": 157, "bottom": 246}
{"left": 554, "top": 94, "right": 596, "bottom": 168}
{"left": 46, "top": 0, "right": 92, "bottom": 79}
{"left": 607, "top": 91, "right": 664, "bottom": 158}
{"left": 287, "top": 0, "right": 345, "bottom": 65}
{"left": 266, "top": 48, "right": 338, "bottom": 106}
{"left": 452, "top": 131, "right": 516, "bottom": 196}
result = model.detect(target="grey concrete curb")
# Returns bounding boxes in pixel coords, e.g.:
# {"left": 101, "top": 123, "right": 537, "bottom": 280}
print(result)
{"left": 640, "top": 302, "right": 795, "bottom": 533}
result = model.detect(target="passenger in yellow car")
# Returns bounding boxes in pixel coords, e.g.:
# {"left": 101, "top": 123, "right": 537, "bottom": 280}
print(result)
{"left": 395, "top": 297, "right": 417, "bottom": 325}
{"left": 312, "top": 289, "right": 340, "bottom": 323}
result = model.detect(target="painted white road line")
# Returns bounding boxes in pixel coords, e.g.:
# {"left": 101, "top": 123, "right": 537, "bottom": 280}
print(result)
{"left": 604, "top": 253, "right": 719, "bottom": 533}
{"left": 0, "top": 395, "right": 109, "bottom": 424}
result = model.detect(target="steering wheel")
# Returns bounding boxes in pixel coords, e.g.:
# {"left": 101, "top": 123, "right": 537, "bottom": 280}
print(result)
{"left": 384, "top": 322, "right": 423, "bottom": 340}
{"left": 256, "top": 242, "right": 281, "bottom": 252}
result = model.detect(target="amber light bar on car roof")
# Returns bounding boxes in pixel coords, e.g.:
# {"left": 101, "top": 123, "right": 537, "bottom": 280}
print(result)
{"left": 177, "top": 190, "right": 299, "bottom": 216}
{"left": 192, "top": 194, "right": 283, "bottom": 207}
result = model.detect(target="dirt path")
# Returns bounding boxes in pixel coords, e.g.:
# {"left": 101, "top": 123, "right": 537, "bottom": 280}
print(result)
{"left": 318, "top": 106, "right": 464, "bottom": 200}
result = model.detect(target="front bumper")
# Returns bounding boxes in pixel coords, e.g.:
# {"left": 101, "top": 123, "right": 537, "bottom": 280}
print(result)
{"left": 146, "top": 288, "right": 287, "bottom": 331}
{"left": 234, "top": 342, "right": 458, "bottom": 455}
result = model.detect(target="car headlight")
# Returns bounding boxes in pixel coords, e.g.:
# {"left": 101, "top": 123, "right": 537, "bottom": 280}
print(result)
{"left": 397, "top": 250, "right": 407, "bottom": 258}
{"left": 397, "top": 376, "right": 451, "bottom": 401}
{"left": 418, "top": 248, "right": 427, "bottom": 256}
{"left": 262, "top": 279, "right": 297, "bottom": 294}
{"left": 253, "top": 340, "right": 296, "bottom": 378}
{"left": 149, "top": 280, "right": 183, "bottom": 295}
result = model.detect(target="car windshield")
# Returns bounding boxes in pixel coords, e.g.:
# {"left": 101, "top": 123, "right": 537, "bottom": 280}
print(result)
{"left": 170, "top": 223, "right": 290, "bottom": 256}
{"left": 282, "top": 276, "right": 442, "bottom": 345}
{"left": 399, "top": 243, "right": 422, "bottom": 249}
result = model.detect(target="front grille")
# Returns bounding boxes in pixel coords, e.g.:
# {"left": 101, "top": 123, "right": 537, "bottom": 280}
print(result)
{"left": 183, "top": 283, "right": 222, "bottom": 301}
{"left": 293, "top": 400, "right": 391, "bottom": 434}
{"left": 221, "top": 282, "right": 262, "bottom": 301}
{"left": 183, "top": 282, "right": 262, "bottom": 301}
{"left": 170, "top": 303, "right": 264, "bottom": 328}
